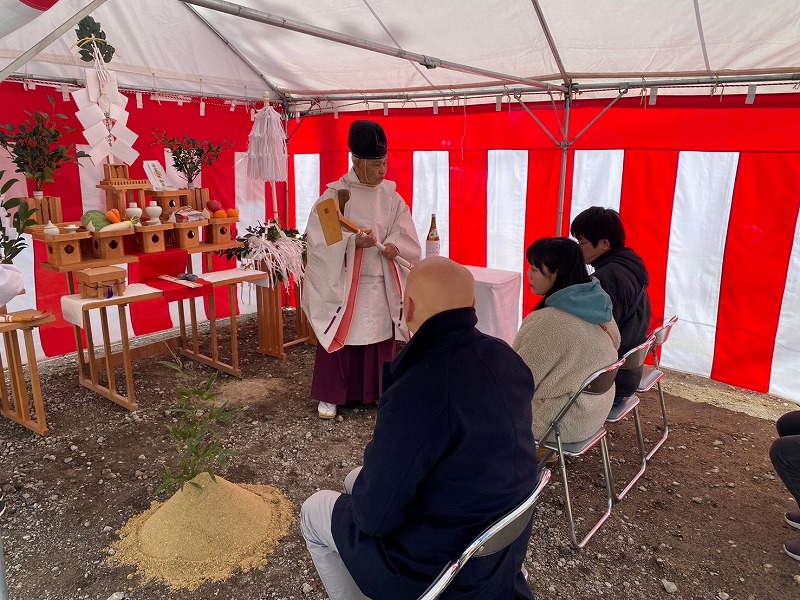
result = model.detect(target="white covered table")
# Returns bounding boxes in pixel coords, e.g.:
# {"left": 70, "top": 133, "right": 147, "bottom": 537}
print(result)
{"left": 464, "top": 265, "right": 521, "bottom": 345}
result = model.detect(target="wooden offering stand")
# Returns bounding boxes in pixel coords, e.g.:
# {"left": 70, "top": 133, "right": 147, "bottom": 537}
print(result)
{"left": 96, "top": 164, "right": 152, "bottom": 214}
{"left": 254, "top": 266, "right": 316, "bottom": 359}
{"left": 205, "top": 217, "right": 238, "bottom": 244}
{"left": 25, "top": 195, "right": 63, "bottom": 227}
{"left": 0, "top": 306, "right": 56, "bottom": 436}
{"left": 172, "top": 220, "right": 207, "bottom": 248}
{"left": 135, "top": 222, "right": 173, "bottom": 253}
{"left": 75, "top": 266, "right": 127, "bottom": 299}
{"left": 91, "top": 228, "right": 135, "bottom": 260}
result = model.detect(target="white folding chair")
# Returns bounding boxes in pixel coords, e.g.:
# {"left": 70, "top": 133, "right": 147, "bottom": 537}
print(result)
{"left": 639, "top": 315, "right": 678, "bottom": 461}
{"left": 605, "top": 335, "right": 656, "bottom": 500}
{"left": 417, "top": 468, "right": 552, "bottom": 600}
{"left": 538, "top": 358, "right": 625, "bottom": 550}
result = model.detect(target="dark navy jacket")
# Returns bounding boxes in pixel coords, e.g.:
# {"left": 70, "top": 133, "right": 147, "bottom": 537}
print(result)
{"left": 331, "top": 307, "right": 538, "bottom": 599}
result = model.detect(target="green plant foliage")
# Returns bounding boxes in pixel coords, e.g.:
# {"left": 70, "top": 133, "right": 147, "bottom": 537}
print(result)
{"left": 157, "top": 357, "right": 241, "bottom": 495}
{"left": 0, "top": 96, "right": 89, "bottom": 192}
{"left": 75, "top": 16, "right": 115, "bottom": 63}
{"left": 152, "top": 131, "right": 233, "bottom": 187}
{"left": 0, "top": 169, "right": 39, "bottom": 264}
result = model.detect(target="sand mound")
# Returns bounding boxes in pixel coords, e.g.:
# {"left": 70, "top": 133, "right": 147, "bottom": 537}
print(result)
{"left": 108, "top": 473, "right": 293, "bottom": 590}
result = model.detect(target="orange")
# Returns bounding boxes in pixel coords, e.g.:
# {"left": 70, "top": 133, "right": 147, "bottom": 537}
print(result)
{"left": 225, "top": 208, "right": 239, "bottom": 218}
{"left": 213, "top": 209, "right": 228, "bottom": 219}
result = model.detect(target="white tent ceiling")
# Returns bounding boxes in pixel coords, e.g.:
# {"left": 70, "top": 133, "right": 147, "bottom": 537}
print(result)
{"left": 1, "top": 0, "right": 800, "bottom": 109}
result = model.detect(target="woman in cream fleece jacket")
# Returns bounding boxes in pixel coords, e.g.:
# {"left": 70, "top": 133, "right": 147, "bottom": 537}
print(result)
{"left": 513, "top": 237, "right": 621, "bottom": 444}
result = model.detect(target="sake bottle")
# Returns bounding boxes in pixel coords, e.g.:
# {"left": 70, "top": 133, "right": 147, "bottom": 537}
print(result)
{"left": 425, "top": 214, "right": 440, "bottom": 258}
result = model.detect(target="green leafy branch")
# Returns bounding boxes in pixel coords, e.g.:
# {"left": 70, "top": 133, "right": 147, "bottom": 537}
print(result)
{"left": 152, "top": 131, "right": 233, "bottom": 186}
{"left": 0, "top": 170, "right": 38, "bottom": 264}
{"left": 75, "top": 16, "right": 115, "bottom": 63}
{"left": 157, "top": 356, "right": 240, "bottom": 495}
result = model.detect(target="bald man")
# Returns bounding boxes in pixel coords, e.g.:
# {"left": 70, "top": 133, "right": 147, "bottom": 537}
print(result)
{"left": 301, "top": 257, "right": 539, "bottom": 600}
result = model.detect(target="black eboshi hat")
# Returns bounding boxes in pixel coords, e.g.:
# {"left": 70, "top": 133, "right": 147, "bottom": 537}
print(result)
{"left": 348, "top": 120, "right": 388, "bottom": 160}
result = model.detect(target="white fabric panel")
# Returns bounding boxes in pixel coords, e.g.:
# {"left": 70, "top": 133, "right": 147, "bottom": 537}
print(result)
{"left": 412, "top": 151, "right": 450, "bottom": 257}
{"left": 487, "top": 150, "right": 527, "bottom": 329}
{"left": 770, "top": 214, "right": 800, "bottom": 401}
{"left": 234, "top": 151, "right": 266, "bottom": 230}
{"left": 570, "top": 149, "right": 624, "bottom": 227}
{"left": 661, "top": 151, "right": 739, "bottom": 376}
{"left": 487, "top": 150, "right": 527, "bottom": 271}
{"left": 77, "top": 146, "right": 106, "bottom": 213}
{"left": 163, "top": 150, "right": 189, "bottom": 189}
{"left": 0, "top": 0, "right": 42, "bottom": 39}
{"left": 294, "top": 154, "right": 320, "bottom": 234}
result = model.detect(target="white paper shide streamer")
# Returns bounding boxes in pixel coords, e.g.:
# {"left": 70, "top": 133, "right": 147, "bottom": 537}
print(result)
{"left": 240, "top": 221, "right": 305, "bottom": 289}
{"left": 71, "top": 42, "right": 139, "bottom": 167}
{"left": 246, "top": 105, "right": 287, "bottom": 220}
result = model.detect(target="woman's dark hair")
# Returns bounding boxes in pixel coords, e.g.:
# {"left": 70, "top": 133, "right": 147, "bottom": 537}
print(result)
{"left": 526, "top": 237, "right": 591, "bottom": 309}
{"left": 570, "top": 206, "right": 626, "bottom": 249}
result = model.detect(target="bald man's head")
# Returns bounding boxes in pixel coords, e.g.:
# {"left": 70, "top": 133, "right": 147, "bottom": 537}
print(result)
{"left": 404, "top": 257, "right": 475, "bottom": 333}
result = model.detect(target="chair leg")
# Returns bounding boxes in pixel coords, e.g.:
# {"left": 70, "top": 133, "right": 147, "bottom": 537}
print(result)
{"left": 557, "top": 436, "right": 615, "bottom": 551}
{"left": 613, "top": 406, "right": 648, "bottom": 500}
{"left": 646, "top": 380, "right": 670, "bottom": 462}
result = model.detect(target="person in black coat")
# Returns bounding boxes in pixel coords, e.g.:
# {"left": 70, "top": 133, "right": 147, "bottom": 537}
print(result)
{"left": 571, "top": 207, "right": 651, "bottom": 405}
{"left": 300, "top": 256, "right": 539, "bottom": 600}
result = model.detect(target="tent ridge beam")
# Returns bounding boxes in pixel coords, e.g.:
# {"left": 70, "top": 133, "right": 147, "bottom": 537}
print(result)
{"left": 529, "top": 0, "right": 570, "bottom": 86}
{"left": 576, "top": 72, "right": 800, "bottom": 91}
{"left": 177, "top": 0, "right": 567, "bottom": 92}
{"left": 182, "top": 3, "right": 288, "bottom": 102}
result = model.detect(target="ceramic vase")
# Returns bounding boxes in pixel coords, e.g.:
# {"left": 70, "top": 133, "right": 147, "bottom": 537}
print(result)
{"left": 126, "top": 202, "right": 143, "bottom": 225}
{"left": 145, "top": 201, "right": 162, "bottom": 225}
{"left": 43, "top": 220, "right": 59, "bottom": 235}
{"left": 33, "top": 190, "right": 44, "bottom": 201}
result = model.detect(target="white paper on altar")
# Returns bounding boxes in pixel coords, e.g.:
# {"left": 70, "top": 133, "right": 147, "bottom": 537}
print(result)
{"left": 143, "top": 160, "right": 170, "bottom": 190}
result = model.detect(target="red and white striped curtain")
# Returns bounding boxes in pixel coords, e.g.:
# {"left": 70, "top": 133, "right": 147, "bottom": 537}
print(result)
{"left": 2, "top": 82, "right": 799, "bottom": 402}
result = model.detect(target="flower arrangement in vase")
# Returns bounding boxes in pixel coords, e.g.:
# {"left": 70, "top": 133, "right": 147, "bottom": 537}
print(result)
{"left": 0, "top": 95, "right": 89, "bottom": 198}
{"left": 152, "top": 131, "right": 233, "bottom": 189}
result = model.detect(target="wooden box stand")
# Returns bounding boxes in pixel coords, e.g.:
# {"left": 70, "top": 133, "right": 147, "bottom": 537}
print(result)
{"left": 205, "top": 217, "right": 238, "bottom": 244}
{"left": 172, "top": 220, "right": 206, "bottom": 248}
{"left": 91, "top": 228, "right": 135, "bottom": 260}
{"left": 255, "top": 270, "right": 316, "bottom": 359}
{"left": 26, "top": 195, "right": 63, "bottom": 226}
{"left": 0, "top": 307, "right": 56, "bottom": 436}
{"left": 135, "top": 222, "right": 173, "bottom": 253}
{"left": 40, "top": 230, "right": 91, "bottom": 266}
{"left": 75, "top": 266, "right": 127, "bottom": 299}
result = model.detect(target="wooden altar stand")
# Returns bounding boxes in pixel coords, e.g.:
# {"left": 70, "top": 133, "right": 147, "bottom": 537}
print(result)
{"left": 256, "top": 277, "right": 315, "bottom": 359}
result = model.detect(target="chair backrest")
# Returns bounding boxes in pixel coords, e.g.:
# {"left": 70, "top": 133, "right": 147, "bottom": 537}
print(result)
{"left": 651, "top": 315, "right": 678, "bottom": 347}
{"left": 537, "top": 357, "right": 626, "bottom": 448}
{"left": 417, "top": 468, "right": 552, "bottom": 600}
{"left": 619, "top": 335, "right": 656, "bottom": 371}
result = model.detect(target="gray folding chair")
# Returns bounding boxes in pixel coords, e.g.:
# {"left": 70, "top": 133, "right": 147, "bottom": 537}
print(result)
{"left": 639, "top": 315, "right": 678, "bottom": 461}
{"left": 605, "top": 335, "right": 656, "bottom": 501}
{"left": 417, "top": 468, "right": 552, "bottom": 600}
{"left": 538, "top": 358, "right": 625, "bottom": 550}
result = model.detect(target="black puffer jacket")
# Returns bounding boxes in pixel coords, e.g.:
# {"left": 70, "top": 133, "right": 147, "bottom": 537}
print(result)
{"left": 592, "top": 247, "right": 651, "bottom": 398}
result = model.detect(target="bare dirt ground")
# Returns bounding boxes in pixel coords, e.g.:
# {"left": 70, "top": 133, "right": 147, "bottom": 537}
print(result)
{"left": 1, "top": 310, "right": 799, "bottom": 600}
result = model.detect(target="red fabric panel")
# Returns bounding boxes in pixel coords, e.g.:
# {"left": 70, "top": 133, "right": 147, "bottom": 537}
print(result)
{"left": 33, "top": 242, "right": 78, "bottom": 356}
{"left": 449, "top": 151, "right": 487, "bottom": 267}
{"left": 521, "top": 149, "right": 564, "bottom": 315}
{"left": 618, "top": 150, "right": 680, "bottom": 334}
{"left": 711, "top": 153, "right": 800, "bottom": 391}
{"left": 126, "top": 248, "right": 190, "bottom": 335}
{"left": 389, "top": 150, "right": 414, "bottom": 212}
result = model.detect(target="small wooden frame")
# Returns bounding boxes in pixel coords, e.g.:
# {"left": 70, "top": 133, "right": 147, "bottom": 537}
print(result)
{"left": 91, "top": 228, "right": 135, "bottom": 260}
{"left": 97, "top": 165, "right": 152, "bottom": 215}
{"left": 145, "top": 189, "right": 191, "bottom": 218}
{"left": 204, "top": 217, "right": 238, "bottom": 244}
{"left": 255, "top": 270, "right": 316, "bottom": 359}
{"left": 186, "top": 187, "right": 210, "bottom": 211}
{"left": 134, "top": 222, "right": 173, "bottom": 253}
{"left": 0, "top": 308, "right": 56, "bottom": 436}
{"left": 172, "top": 220, "right": 207, "bottom": 249}
{"left": 75, "top": 266, "right": 127, "bottom": 299}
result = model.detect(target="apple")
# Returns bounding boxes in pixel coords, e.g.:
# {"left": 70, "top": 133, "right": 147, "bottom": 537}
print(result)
{"left": 206, "top": 199, "right": 222, "bottom": 213}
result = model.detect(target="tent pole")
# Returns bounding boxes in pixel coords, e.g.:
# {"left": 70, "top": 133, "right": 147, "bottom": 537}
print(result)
{"left": 556, "top": 92, "right": 571, "bottom": 237}
{"left": 177, "top": 0, "right": 566, "bottom": 92}
{"left": 0, "top": 0, "right": 110, "bottom": 83}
